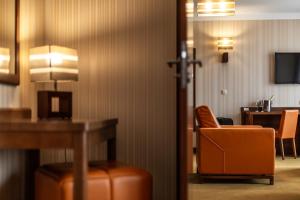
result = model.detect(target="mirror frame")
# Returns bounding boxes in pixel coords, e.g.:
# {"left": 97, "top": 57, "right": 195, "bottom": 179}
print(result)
{"left": 0, "top": 0, "right": 19, "bottom": 85}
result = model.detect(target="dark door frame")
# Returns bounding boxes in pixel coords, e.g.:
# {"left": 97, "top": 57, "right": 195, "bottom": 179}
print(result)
{"left": 176, "top": 0, "right": 187, "bottom": 200}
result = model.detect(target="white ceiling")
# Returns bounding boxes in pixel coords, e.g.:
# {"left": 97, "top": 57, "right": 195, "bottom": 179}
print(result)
{"left": 237, "top": 0, "right": 300, "bottom": 14}
{"left": 194, "top": 0, "right": 300, "bottom": 21}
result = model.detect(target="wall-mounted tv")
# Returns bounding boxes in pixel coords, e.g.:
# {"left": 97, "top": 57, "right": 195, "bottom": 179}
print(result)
{"left": 275, "top": 53, "right": 300, "bottom": 84}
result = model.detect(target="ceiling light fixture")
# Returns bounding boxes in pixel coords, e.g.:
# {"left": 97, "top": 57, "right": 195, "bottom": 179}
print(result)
{"left": 186, "top": 0, "right": 195, "bottom": 18}
{"left": 197, "top": 0, "right": 235, "bottom": 17}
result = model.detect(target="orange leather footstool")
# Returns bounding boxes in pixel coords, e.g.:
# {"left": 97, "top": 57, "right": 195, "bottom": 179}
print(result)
{"left": 90, "top": 161, "right": 152, "bottom": 200}
{"left": 35, "top": 162, "right": 152, "bottom": 200}
{"left": 35, "top": 163, "right": 111, "bottom": 200}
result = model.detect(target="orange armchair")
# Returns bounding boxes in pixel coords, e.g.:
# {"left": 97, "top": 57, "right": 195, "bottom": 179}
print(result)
{"left": 195, "top": 106, "right": 275, "bottom": 184}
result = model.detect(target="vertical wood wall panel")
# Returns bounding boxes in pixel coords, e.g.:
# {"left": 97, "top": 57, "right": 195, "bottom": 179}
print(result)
{"left": 0, "top": 0, "right": 176, "bottom": 199}
{"left": 19, "top": 0, "right": 177, "bottom": 199}
{"left": 193, "top": 20, "right": 300, "bottom": 123}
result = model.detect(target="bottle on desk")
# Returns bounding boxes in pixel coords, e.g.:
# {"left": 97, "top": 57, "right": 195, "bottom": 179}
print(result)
{"left": 263, "top": 95, "right": 274, "bottom": 112}
{"left": 263, "top": 100, "right": 271, "bottom": 112}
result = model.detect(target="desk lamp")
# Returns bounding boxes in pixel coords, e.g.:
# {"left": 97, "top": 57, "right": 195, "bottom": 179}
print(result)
{"left": 30, "top": 45, "right": 79, "bottom": 119}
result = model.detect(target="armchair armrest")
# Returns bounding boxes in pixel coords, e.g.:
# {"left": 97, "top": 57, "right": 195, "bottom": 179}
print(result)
{"left": 221, "top": 125, "right": 263, "bottom": 128}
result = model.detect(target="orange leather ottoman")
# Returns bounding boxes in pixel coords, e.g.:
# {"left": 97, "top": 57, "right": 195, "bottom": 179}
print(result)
{"left": 35, "top": 162, "right": 152, "bottom": 200}
{"left": 35, "top": 163, "right": 111, "bottom": 200}
{"left": 90, "top": 161, "right": 152, "bottom": 200}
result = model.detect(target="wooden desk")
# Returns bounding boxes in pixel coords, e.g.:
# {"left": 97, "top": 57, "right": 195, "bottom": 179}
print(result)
{"left": 241, "top": 107, "right": 300, "bottom": 155}
{"left": 0, "top": 118, "right": 118, "bottom": 200}
{"left": 244, "top": 111, "right": 283, "bottom": 125}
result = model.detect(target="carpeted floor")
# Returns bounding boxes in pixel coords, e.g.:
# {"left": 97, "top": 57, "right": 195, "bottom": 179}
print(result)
{"left": 189, "top": 157, "right": 300, "bottom": 200}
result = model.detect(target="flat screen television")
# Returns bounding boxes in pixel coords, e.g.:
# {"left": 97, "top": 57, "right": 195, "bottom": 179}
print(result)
{"left": 275, "top": 53, "right": 300, "bottom": 84}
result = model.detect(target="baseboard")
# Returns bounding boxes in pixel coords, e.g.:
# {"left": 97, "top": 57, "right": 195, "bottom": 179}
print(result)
{"left": 188, "top": 173, "right": 274, "bottom": 185}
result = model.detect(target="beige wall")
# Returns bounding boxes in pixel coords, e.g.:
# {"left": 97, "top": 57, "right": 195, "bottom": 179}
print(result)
{"left": 193, "top": 20, "right": 300, "bottom": 123}
{"left": 20, "top": 0, "right": 177, "bottom": 200}
{"left": 0, "top": 0, "right": 176, "bottom": 199}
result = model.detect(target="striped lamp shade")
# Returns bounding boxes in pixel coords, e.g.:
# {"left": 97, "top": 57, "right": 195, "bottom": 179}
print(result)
{"left": 217, "top": 37, "right": 234, "bottom": 50}
{"left": 29, "top": 45, "right": 79, "bottom": 82}
{"left": 0, "top": 48, "right": 10, "bottom": 74}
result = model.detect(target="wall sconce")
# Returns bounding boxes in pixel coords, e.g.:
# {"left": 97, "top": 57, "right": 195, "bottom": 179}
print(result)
{"left": 29, "top": 45, "right": 79, "bottom": 119}
{"left": 197, "top": 0, "right": 235, "bottom": 16}
{"left": 0, "top": 48, "right": 10, "bottom": 74}
{"left": 217, "top": 37, "right": 234, "bottom": 63}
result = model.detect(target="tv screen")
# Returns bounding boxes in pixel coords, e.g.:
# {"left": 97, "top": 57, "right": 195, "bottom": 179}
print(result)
{"left": 275, "top": 53, "right": 300, "bottom": 84}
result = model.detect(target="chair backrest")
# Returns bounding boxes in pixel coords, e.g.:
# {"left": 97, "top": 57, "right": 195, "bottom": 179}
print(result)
{"left": 195, "top": 105, "right": 220, "bottom": 128}
{"left": 278, "top": 110, "right": 299, "bottom": 139}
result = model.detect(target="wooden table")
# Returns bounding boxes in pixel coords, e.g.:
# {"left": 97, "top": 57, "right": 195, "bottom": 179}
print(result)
{"left": 0, "top": 118, "right": 118, "bottom": 200}
{"left": 241, "top": 107, "right": 300, "bottom": 155}
{"left": 243, "top": 111, "right": 283, "bottom": 125}
{"left": 241, "top": 107, "right": 300, "bottom": 126}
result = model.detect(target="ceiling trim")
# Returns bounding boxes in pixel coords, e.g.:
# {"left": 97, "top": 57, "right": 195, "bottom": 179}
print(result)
{"left": 189, "top": 13, "right": 300, "bottom": 21}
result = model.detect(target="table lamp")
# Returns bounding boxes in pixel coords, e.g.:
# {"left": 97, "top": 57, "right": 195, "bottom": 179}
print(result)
{"left": 29, "top": 45, "right": 79, "bottom": 119}
{"left": 0, "top": 47, "right": 10, "bottom": 74}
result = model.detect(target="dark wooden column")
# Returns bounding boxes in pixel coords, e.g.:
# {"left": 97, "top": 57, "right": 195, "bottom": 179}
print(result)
{"left": 176, "top": 0, "right": 188, "bottom": 200}
{"left": 24, "top": 150, "right": 40, "bottom": 200}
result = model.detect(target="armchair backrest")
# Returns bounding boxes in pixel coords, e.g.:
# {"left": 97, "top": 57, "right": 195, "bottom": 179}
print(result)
{"left": 195, "top": 105, "right": 220, "bottom": 128}
{"left": 278, "top": 110, "right": 299, "bottom": 139}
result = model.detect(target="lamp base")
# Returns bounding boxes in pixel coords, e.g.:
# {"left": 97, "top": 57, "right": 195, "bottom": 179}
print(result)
{"left": 38, "top": 91, "right": 72, "bottom": 120}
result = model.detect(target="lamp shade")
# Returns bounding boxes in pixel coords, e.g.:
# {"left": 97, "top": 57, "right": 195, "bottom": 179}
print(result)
{"left": 0, "top": 48, "right": 10, "bottom": 74}
{"left": 29, "top": 45, "right": 79, "bottom": 82}
{"left": 217, "top": 37, "right": 234, "bottom": 50}
{"left": 197, "top": 0, "right": 235, "bottom": 16}
{"left": 187, "top": 39, "right": 194, "bottom": 48}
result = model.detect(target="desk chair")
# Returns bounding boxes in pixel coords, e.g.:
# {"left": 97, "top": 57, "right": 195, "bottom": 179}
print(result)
{"left": 276, "top": 110, "right": 299, "bottom": 160}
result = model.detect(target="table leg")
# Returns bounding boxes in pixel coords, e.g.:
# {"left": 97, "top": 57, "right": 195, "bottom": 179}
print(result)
{"left": 107, "top": 126, "right": 117, "bottom": 161}
{"left": 74, "top": 132, "right": 88, "bottom": 200}
{"left": 107, "top": 138, "right": 116, "bottom": 161}
{"left": 248, "top": 114, "right": 254, "bottom": 125}
{"left": 25, "top": 150, "right": 40, "bottom": 200}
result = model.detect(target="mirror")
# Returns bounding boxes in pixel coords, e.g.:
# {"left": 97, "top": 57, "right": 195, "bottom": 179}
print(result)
{"left": 0, "top": 0, "right": 19, "bottom": 85}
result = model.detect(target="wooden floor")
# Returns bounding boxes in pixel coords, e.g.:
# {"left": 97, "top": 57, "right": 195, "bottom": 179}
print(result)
{"left": 189, "top": 157, "right": 300, "bottom": 200}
